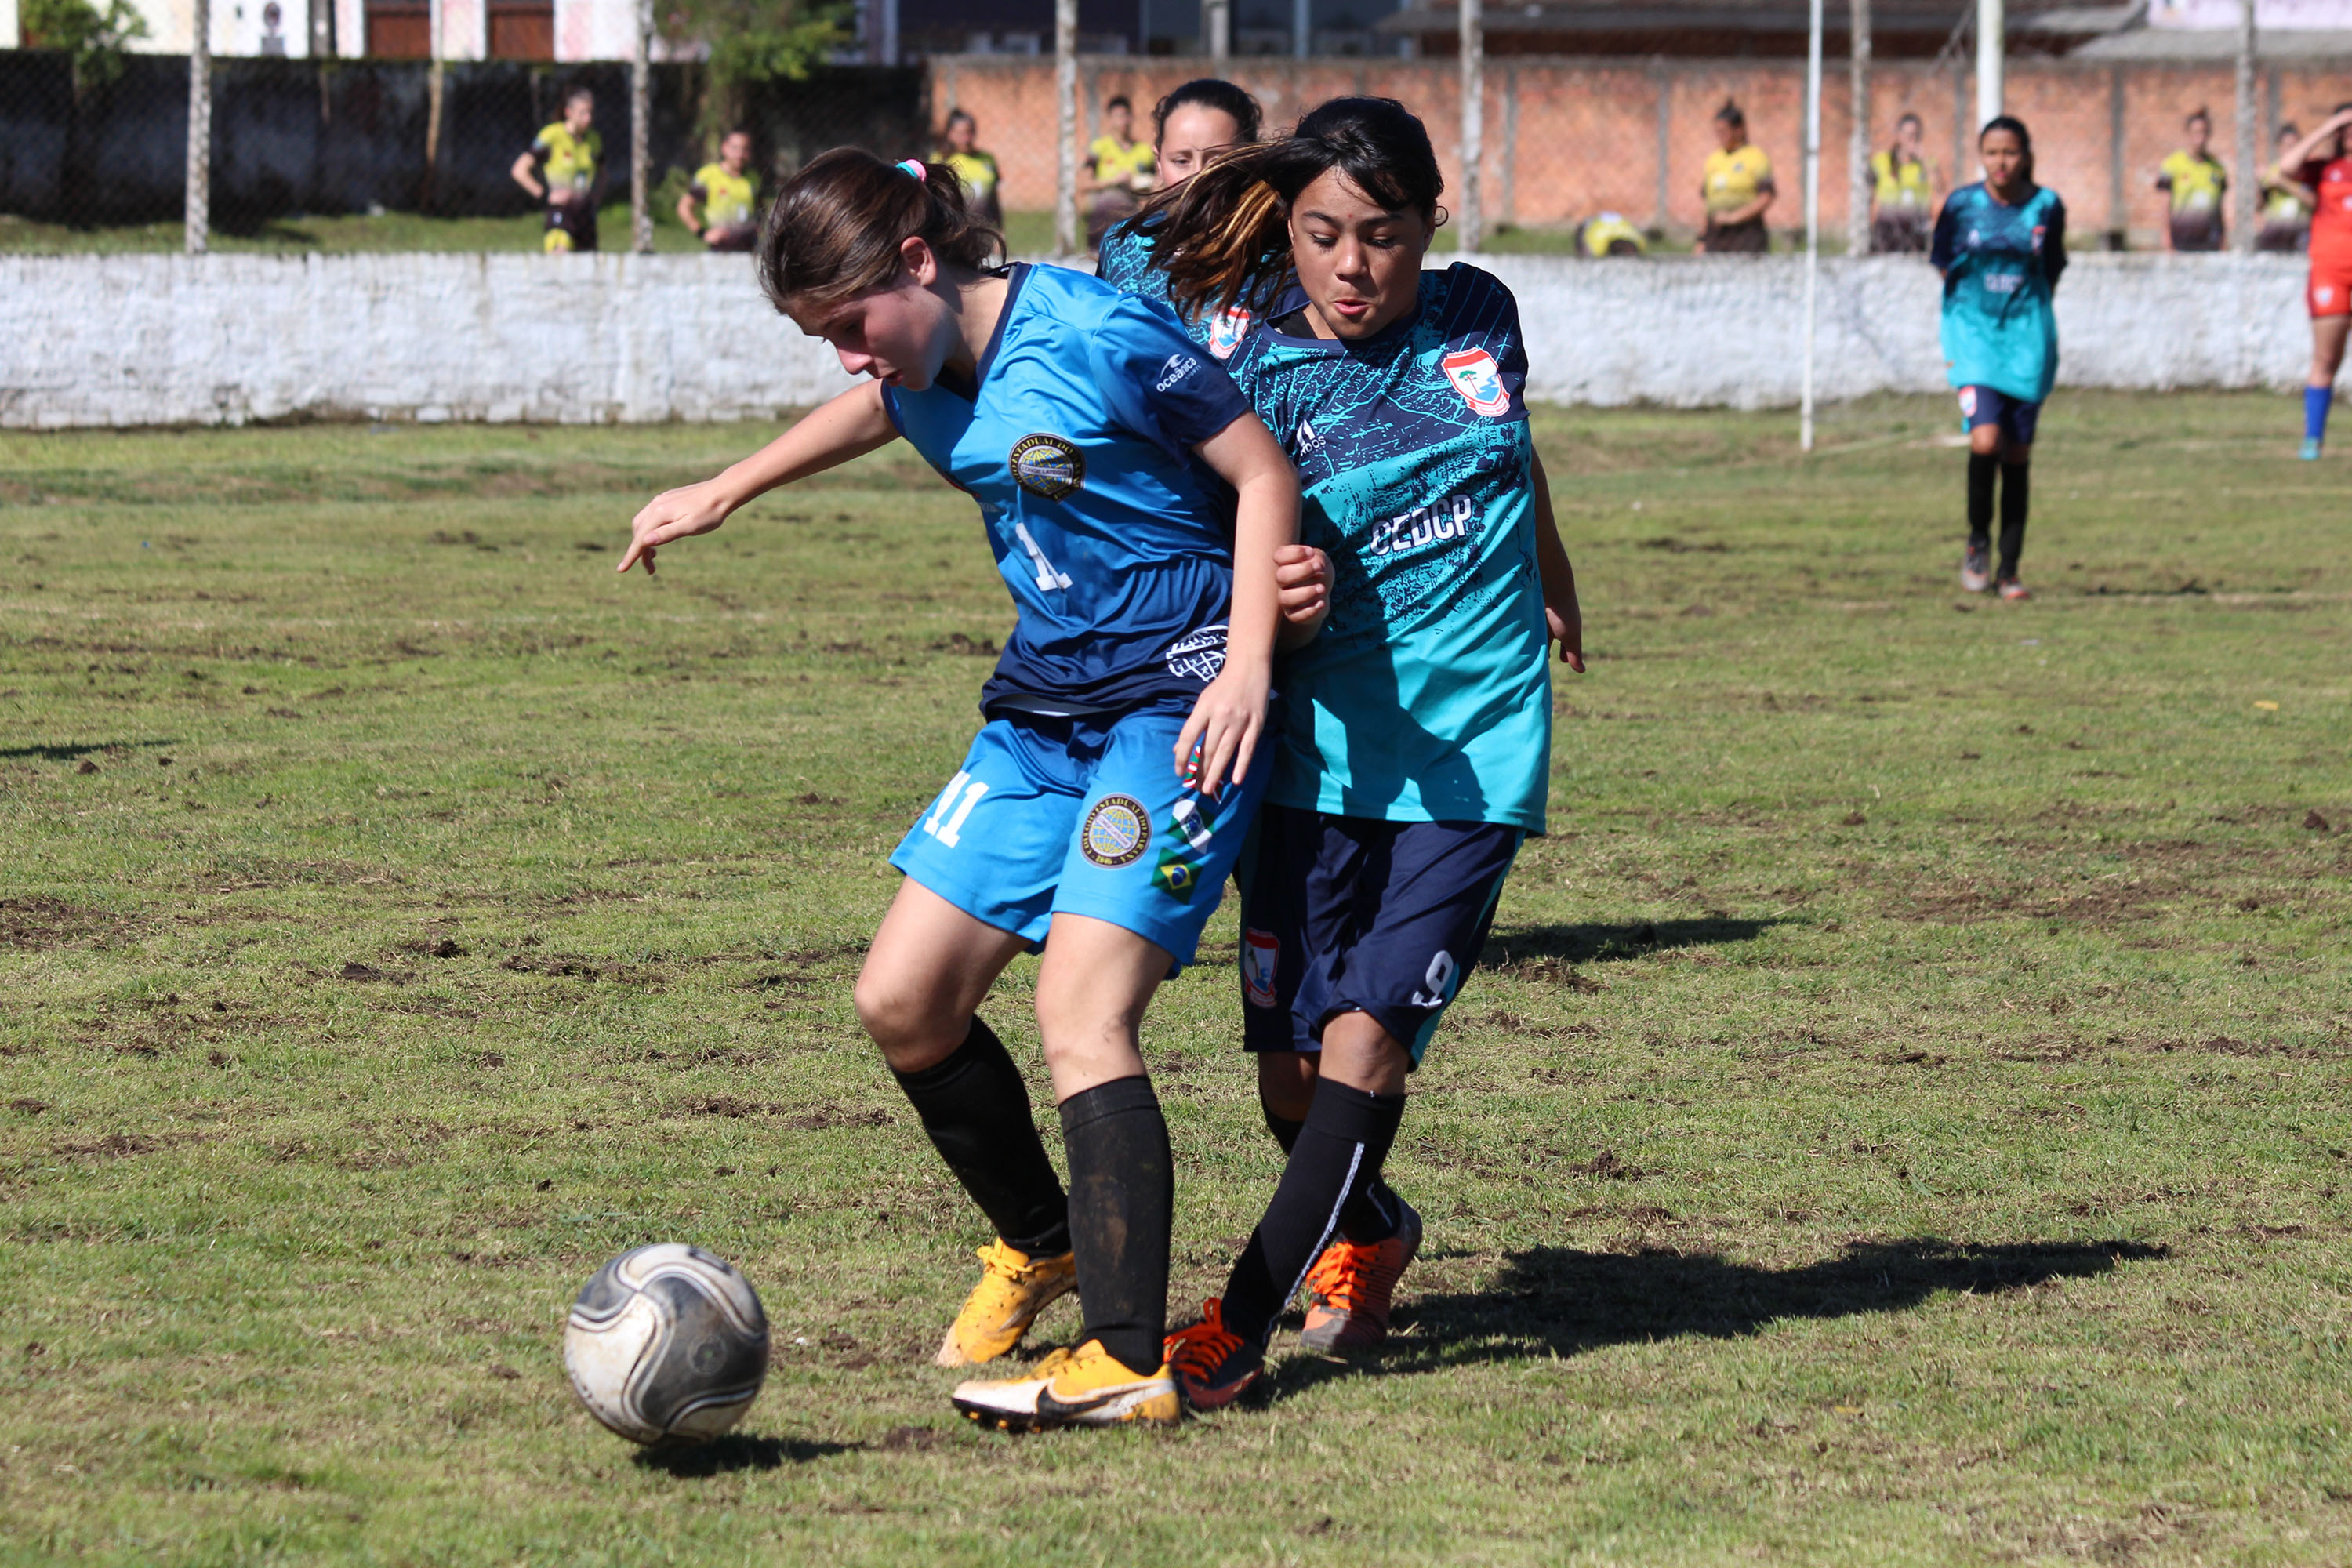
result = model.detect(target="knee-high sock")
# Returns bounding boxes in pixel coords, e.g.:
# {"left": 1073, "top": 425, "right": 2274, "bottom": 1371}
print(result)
{"left": 1221, "top": 1080, "right": 1408, "bottom": 1346}
{"left": 1059, "top": 1076, "right": 1173, "bottom": 1375}
{"left": 1967, "top": 452, "right": 1998, "bottom": 544}
{"left": 1998, "top": 460, "right": 2031, "bottom": 578}
{"left": 2309, "top": 386, "right": 2336, "bottom": 443}
{"left": 1262, "top": 1096, "right": 1403, "bottom": 1246}
{"left": 891, "top": 1018, "right": 1069, "bottom": 1258}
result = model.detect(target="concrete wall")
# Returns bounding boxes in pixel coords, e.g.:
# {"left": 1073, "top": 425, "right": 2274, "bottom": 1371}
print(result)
{"left": 0, "top": 251, "right": 2321, "bottom": 429}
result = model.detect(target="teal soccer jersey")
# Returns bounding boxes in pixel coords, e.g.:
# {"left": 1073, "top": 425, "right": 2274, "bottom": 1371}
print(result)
{"left": 1222, "top": 263, "right": 1552, "bottom": 832}
{"left": 1096, "top": 216, "right": 1264, "bottom": 362}
{"left": 1930, "top": 183, "right": 2067, "bottom": 403}
{"left": 881, "top": 263, "right": 1252, "bottom": 718}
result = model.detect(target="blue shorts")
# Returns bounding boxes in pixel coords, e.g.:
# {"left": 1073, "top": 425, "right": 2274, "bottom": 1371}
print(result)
{"left": 1958, "top": 386, "right": 2042, "bottom": 446}
{"left": 1236, "top": 803, "right": 1523, "bottom": 1067}
{"left": 891, "top": 709, "right": 1267, "bottom": 971}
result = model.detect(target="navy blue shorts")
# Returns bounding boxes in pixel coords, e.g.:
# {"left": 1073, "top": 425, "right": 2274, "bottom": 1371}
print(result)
{"left": 1958, "top": 386, "right": 2041, "bottom": 447}
{"left": 1236, "top": 803, "right": 1523, "bottom": 1067}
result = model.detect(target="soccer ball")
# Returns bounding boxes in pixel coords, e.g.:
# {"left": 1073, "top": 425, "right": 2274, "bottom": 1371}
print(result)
{"left": 563, "top": 1243, "right": 770, "bottom": 1446}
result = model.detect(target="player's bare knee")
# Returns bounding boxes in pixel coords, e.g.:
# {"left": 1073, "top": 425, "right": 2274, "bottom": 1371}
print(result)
{"left": 852, "top": 971, "right": 962, "bottom": 1069}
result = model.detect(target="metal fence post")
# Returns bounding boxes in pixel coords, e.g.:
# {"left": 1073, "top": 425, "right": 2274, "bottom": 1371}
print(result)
{"left": 1975, "top": 0, "right": 2002, "bottom": 133}
{"left": 186, "top": 0, "right": 210, "bottom": 255}
{"left": 1848, "top": 0, "right": 1870, "bottom": 257}
{"left": 632, "top": 0, "right": 652, "bottom": 254}
{"left": 1801, "top": 0, "right": 1822, "bottom": 450}
{"left": 1054, "top": 0, "right": 1078, "bottom": 256}
{"left": 2232, "top": 0, "right": 2256, "bottom": 254}
{"left": 1457, "top": 0, "right": 1481, "bottom": 254}
{"left": 1206, "top": 0, "right": 1228, "bottom": 61}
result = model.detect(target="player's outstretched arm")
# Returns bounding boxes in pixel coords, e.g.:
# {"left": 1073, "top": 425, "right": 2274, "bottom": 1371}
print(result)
{"left": 619, "top": 381, "right": 897, "bottom": 575}
{"left": 1175, "top": 412, "right": 1301, "bottom": 797}
{"left": 1530, "top": 452, "right": 1584, "bottom": 673}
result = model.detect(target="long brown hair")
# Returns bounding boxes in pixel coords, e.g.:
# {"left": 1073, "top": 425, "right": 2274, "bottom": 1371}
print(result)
{"left": 1142, "top": 96, "right": 1443, "bottom": 322}
{"left": 755, "top": 148, "right": 1001, "bottom": 315}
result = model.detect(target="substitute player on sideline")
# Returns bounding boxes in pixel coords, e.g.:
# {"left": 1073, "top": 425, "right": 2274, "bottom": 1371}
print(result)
{"left": 1097, "top": 78, "right": 1265, "bottom": 358}
{"left": 679, "top": 129, "right": 760, "bottom": 252}
{"left": 620, "top": 151, "right": 1306, "bottom": 1432}
{"left": 2275, "top": 104, "right": 2352, "bottom": 459}
{"left": 510, "top": 86, "right": 604, "bottom": 254}
{"left": 1139, "top": 96, "right": 1586, "bottom": 1406}
{"left": 1933, "top": 116, "right": 2067, "bottom": 602}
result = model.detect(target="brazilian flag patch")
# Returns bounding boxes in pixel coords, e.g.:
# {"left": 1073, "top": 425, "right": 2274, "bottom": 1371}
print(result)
{"left": 1152, "top": 849, "right": 1203, "bottom": 901}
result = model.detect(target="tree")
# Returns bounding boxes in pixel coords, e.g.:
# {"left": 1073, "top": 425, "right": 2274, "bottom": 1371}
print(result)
{"left": 20, "top": 0, "right": 151, "bottom": 87}
{"left": 660, "top": 0, "right": 847, "bottom": 151}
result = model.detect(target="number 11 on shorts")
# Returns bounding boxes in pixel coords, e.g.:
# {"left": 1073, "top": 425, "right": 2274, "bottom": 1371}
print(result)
{"left": 924, "top": 771, "right": 989, "bottom": 849}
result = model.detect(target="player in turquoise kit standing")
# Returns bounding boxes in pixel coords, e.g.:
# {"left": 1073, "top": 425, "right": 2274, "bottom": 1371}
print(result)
{"left": 1096, "top": 78, "right": 1265, "bottom": 360}
{"left": 621, "top": 150, "right": 1305, "bottom": 1431}
{"left": 1933, "top": 115, "right": 2067, "bottom": 602}
{"left": 1139, "top": 97, "right": 1586, "bottom": 1406}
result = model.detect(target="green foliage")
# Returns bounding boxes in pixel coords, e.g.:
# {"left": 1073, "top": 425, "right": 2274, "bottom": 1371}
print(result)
{"left": 660, "top": 0, "right": 848, "bottom": 149}
{"left": 20, "top": 0, "right": 149, "bottom": 85}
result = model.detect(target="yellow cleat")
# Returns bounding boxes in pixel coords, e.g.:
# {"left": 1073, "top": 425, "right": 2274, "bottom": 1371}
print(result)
{"left": 952, "top": 1338, "right": 1180, "bottom": 1432}
{"left": 933, "top": 1240, "right": 1077, "bottom": 1368}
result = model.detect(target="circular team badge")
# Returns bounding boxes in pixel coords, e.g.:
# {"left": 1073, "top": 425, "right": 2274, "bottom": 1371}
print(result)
{"left": 1080, "top": 795, "right": 1150, "bottom": 867}
{"left": 1008, "top": 434, "right": 1085, "bottom": 500}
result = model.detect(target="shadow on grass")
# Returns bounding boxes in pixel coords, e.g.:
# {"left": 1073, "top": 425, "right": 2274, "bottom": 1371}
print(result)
{"left": 633, "top": 1432, "right": 864, "bottom": 1475}
{"left": 1, "top": 739, "right": 177, "bottom": 763}
{"left": 1483, "top": 916, "right": 1785, "bottom": 967}
{"left": 1268, "top": 1237, "right": 2166, "bottom": 1399}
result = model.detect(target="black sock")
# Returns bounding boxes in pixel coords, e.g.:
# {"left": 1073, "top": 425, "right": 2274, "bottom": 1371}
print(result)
{"left": 890, "top": 1018, "right": 1069, "bottom": 1258}
{"left": 1058, "top": 1076, "right": 1173, "bottom": 1376}
{"left": 1997, "top": 460, "right": 2030, "bottom": 578}
{"left": 1966, "top": 452, "right": 1997, "bottom": 545}
{"left": 1265, "top": 1094, "right": 1401, "bottom": 1244}
{"left": 1220, "top": 1080, "right": 1408, "bottom": 1345}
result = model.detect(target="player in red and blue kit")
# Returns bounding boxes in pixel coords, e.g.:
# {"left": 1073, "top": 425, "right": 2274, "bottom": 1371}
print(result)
{"left": 1139, "top": 98, "right": 1586, "bottom": 1408}
{"left": 622, "top": 149, "right": 1308, "bottom": 1431}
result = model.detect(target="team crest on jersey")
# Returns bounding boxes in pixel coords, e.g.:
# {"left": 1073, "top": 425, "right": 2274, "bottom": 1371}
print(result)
{"left": 1957, "top": 387, "right": 1978, "bottom": 417}
{"left": 1441, "top": 348, "right": 1511, "bottom": 417}
{"left": 1080, "top": 795, "right": 1150, "bottom": 867}
{"left": 1163, "top": 623, "right": 1227, "bottom": 682}
{"left": 1008, "top": 434, "right": 1085, "bottom": 500}
{"left": 1207, "top": 307, "right": 1254, "bottom": 361}
{"left": 2031, "top": 224, "right": 2047, "bottom": 251}
{"left": 1242, "top": 929, "right": 1280, "bottom": 1007}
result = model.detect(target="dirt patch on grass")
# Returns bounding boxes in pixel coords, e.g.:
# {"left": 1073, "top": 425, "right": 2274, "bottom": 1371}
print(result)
{"left": 1, "top": 897, "right": 132, "bottom": 951}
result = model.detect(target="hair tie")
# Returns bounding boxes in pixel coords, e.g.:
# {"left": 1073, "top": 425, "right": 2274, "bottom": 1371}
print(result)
{"left": 896, "top": 158, "right": 927, "bottom": 180}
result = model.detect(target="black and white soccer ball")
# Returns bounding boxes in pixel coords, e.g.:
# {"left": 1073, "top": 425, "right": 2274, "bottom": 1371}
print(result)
{"left": 563, "top": 1243, "right": 769, "bottom": 1446}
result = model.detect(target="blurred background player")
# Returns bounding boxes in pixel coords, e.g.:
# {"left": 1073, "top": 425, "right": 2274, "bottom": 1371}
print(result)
{"left": 2157, "top": 108, "right": 2227, "bottom": 253}
{"left": 1085, "top": 95, "right": 1158, "bottom": 251}
{"left": 1696, "top": 100, "right": 1775, "bottom": 254}
{"left": 2257, "top": 123, "right": 2316, "bottom": 254}
{"left": 679, "top": 129, "right": 760, "bottom": 252}
{"left": 1145, "top": 96, "right": 1585, "bottom": 1409}
{"left": 1576, "top": 210, "right": 1646, "bottom": 256}
{"left": 2277, "top": 104, "right": 2352, "bottom": 459}
{"left": 622, "top": 150, "right": 1303, "bottom": 1432}
{"left": 1096, "top": 78, "right": 1265, "bottom": 358}
{"left": 1869, "top": 111, "right": 1937, "bottom": 255}
{"left": 937, "top": 110, "right": 1003, "bottom": 230}
{"left": 510, "top": 86, "right": 604, "bottom": 254}
{"left": 1933, "top": 115, "right": 2067, "bottom": 601}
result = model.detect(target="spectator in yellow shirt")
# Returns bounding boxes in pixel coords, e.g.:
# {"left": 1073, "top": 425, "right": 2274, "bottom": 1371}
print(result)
{"left": 938, "top": 110, "right": 1003, "bottom": 229}
{"left": 2258, "top": 122, "right": 2316, "bottom": 254}
{"left": 1697, "top": 101, "right": 1774, "bottom": 254}
{"left": 1868, "top": 111, "right": 1938, "bottom": 254}
{"left": 2157, "top": 107, "right": 2228, "bottom": 252}
{"left": 510, "top": 86, "right": 604, "bottom": 254}
{"left": 679, "top": 129, "right": 760, "bottom": 252}
{"left": 1086, "top": 95, "right": 1157, "bottom": 249}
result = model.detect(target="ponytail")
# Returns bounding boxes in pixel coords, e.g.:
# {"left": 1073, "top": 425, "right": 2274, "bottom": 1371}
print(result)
{"left": 756, "top": 148, "right": 1002, "bottom": 315}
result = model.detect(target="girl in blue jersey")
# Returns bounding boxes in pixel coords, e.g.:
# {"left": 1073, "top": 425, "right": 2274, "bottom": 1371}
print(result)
{"left": 622, "top": 150, "right": 1308, "bottom": 1431}
{"left": 1096, "top": 78, "right": 1265, "bottom": 361}
{"left": 1139, "top": 97, "right": 1587, "bottom": 1407}
{"left": 1931, "top": 116, "right": 2067, "bottom": 602}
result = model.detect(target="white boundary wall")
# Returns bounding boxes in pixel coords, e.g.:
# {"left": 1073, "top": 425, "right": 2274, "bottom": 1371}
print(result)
{"left": 0, "top": 252, "right": 2320, "bottom": 429}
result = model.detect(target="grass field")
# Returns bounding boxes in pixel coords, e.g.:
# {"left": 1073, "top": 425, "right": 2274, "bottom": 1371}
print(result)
{"left": 2, "top": 391, "right": 2347, "bottom": 1566}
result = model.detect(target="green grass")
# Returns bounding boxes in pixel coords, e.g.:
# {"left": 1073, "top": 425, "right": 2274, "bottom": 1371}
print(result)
{"left": 0, "top": 203, "right": 717, "bottom": 256}
{"left": 2, "top": 392, "right": 2349, "bottom": 1565}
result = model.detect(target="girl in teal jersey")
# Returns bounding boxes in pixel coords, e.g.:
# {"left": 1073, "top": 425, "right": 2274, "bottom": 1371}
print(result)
{"left": 622, "top": 150, "right": 1308, "bottom": 1432}
{"left": 1141, "top": 97, "right": 1587, "bottom": 1407}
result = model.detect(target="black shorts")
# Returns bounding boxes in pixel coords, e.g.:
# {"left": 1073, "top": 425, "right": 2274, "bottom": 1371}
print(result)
{"left": 1236, "top": 803, "right": 1523, "bottom": 1067}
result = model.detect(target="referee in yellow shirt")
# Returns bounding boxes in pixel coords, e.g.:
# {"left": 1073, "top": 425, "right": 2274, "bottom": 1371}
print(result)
{"left": 1086, "top": 96, "right": 1157, "bottom": 250}
{"left": 2157, "top": 107, "right": 2229, "bottom": 252}
{"left": 679, "top": 129, "right": 760, "bottom": 252}
{"left": 510, "top": 86, "right": 604, "bottom": 253}
{"left": 1697, "top": 101, "right": 1775, "bottom": 254}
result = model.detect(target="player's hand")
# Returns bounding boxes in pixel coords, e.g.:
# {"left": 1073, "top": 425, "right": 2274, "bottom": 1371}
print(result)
{"left": 1274, "top": 543, "right": 1332, "bottom": 631}
{"left": 1174, "top": 663, "right": 1268, "bottom": 800}
{"left": 1547, "top": 591, "right": 1585, "bottom": 673}
{"left": 619, "top": 477, "right": 735, "bottom": 575}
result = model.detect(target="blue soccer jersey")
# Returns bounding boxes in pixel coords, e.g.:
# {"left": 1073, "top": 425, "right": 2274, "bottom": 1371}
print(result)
{"left": 882, "top": 263, "right": 1253, "bottom": 717}
{"left": 1930, "top": 182, "right": 2067, "bottom": 404}
{"left": 1223, "top": 263, "right": 1552, "bottom": 832}
{"left": 1096, "top": 216, "right": 1264, "bottom": 362}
